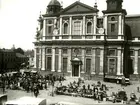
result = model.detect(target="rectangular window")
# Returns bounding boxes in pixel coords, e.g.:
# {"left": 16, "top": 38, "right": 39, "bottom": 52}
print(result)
{"left": 111, "top": 24, "right": 115, "bottom": 32}
{"left": 55, "top": 55, "right": 58, "bottom": 71}
{"left": 47, "top": 57, "right": 52, "bottom": 71}
{"left": 48, "top": 26, "right": 52, "bottom": 34}
{"left": 108, "top": 49, "right": 116, "bottom": 56}
{"left": 108, "top": 58, "right": 116, "bottom": 75}
{"left": 96, "top": 48, "right": 100, "bottom": 55}
{"left": 47, "top": 49, "right": 52, "bottom": 54}
{"left": 130, "top": 50, "right": 134, "bottom": 56}
{"left": 62, "top": 49, "right": 68, "bottom": 54}
{"left": 55, "top": 48, "right": 59, "bottom": 54}
{"left": 63, "top": 58, "right": 67, "bottom": 72}
{"left": 86, "top": 48, "right": 91, "bottom": 55}
{"left": 72, "top": 21, "right": 82, "bottom": 35}
{"left": 86, "top": 59, "right": 91, "bottom": 74}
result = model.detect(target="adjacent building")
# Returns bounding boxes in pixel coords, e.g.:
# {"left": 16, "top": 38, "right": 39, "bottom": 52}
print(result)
{"left": 33, "top": 0, "right": 140, "bottom": 79}
{"left": 0, "top": 48, "right": 29, "bottom": 73}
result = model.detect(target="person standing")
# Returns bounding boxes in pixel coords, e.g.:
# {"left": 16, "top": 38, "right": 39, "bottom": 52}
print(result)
{"left": 34, "top": 85, "right": 39, "bottom": 98}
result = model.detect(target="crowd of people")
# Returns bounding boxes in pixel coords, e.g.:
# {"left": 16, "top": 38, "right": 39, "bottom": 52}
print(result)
{"left": 0, "top": 71, "right": 140, "bottom": 104}
{"left": 55, "top": 79, "right": 140, "bottom": 104}
{"left": 0, "top": 71, "right": 65, "bottom": 97}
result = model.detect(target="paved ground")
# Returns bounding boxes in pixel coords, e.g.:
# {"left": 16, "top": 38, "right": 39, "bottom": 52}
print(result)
{"left": 1, "top": 78, "right": 140, "bottom": 105}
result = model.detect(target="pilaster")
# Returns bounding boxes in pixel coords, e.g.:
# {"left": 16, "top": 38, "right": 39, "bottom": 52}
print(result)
{"left": 58, "top": 48, "right": 62, "bottom": 72}
{"left": 67, "top": 48, "right": 71, "bottom": 72}
{"left": 81, "top": 48, "right": 85, "bottom": 73}
{"left": 91, "top": 48, "right": 95, "bottom": 74}
{"left": 134, "top": 49, "right": 138, "bottom": 74}
{"left": 99, "top": 49, "right": 104, "bottom": 75}
{"left": 43, "top": 19, "right": 46, "bottom": 40}
{"left": 41, "top": 47, "right": 45, "bottom": 70}
{"left": 34, "top": 47, "right": 37, "bottom": 68}
{"left": 104, "top": 16, "right": 107, "bottom": 34}
{"left": 59, "top": 17, "right": 62, "bottom": 39}
{"left": 82, "top": 16, "right": 85, "bottom": 39}
{"left": 117, "top": 49, "right": 121, "bottom": 75}
{"left": 51, "top": 48, "right": 55, "bottom": 72}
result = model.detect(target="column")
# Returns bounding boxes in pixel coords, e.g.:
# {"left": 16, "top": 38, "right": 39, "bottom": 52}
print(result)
{"left": 59, "top": 17, "right": 62, "bottom": 39}
{"left": 43, "top": 19, "right": 46, "bottom": 40}
{"left": 58, "top": 48, "right": 62, "bottom": 72}
{"left": 34, "top": 47, "right": 37, "bottom": 68}
{"left": 67, "top": 48, "right": 71, "bottom": 72}
{"left": 104, "top": 15, "right": 107, "bottom": 35}
{"left": 41, "top": 47, "right": 45, "bottom": 70}
{"left": 118, "top": 15, "right": 122, "bottom": 39}
{"left": 91, "top": 48, "right": 95, "bottom": 74}
{"left": 134, "top": 49, "right": 138, "bottom": 74}
{"left": 121, "top": 49, "right": 123, "bottom": 75}
{"left": 117, "top": 49, "right": 121, "bottom": 75}
{"left": 93, "top": 15, "right": 96, "bottom": 40}
{"left": 122, "top": 16, "right": 124, "bottom": 35}
{"left": 51, "top": 48, "right": 55, "bottom": 72}
{"left": 39, "top": 47, "right": 42, "bottom": 70}
{"left": 99, "top": 48, "right": 104, "bottom": 75}
{"left": 82, "top": 16, "right": 85, "bottom": 39}
{"left": 69, "top": 16, "right": 72, "bottom": 39}
{"left": 81, "top": 48, "right": 85, "bottom": 73}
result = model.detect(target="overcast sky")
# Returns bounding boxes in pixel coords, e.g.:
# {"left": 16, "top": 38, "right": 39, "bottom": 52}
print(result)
{"left": 0, "top": 0, "right": 140, "bottom": 50}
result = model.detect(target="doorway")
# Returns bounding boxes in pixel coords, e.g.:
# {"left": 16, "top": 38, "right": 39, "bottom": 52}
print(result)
{"left": 72, "top": 64, "right": 79, "bottom": 77}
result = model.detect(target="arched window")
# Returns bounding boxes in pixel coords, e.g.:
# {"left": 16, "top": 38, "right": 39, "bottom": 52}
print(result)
{"left": 63, "top": 23, "right": 68, "bottom": 34}
{"left": 87, "top": 22, "right": 92, "bottom": 34}
{"left": 111, "top": 17, "right": 115, "bottom": 21}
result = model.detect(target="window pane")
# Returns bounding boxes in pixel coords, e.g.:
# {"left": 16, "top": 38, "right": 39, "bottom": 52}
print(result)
{"left": 87, "top": 22, "right": 92, "bottom": 33}
{"left": 111, "top": 24, "right": 115, "bottom": 32}
{"left": 73, "top": 21, "right": 82, "bottom": 35}
{"left": 62, "top": 49, "right": 67, "bottom": 54}
{"left": 86, "top": 59, "right": 91, "bottom": 74}
{"left": 48, "top": 26, "right": 52, "bottom": 34}
{"left": 64, "top": 23, "right": 68, "bottom": 34}
{"left": 47, "top": 57, "right": 52, "bottom": 70}
{"left": 108, "top": 49, "right": 116, "bottom": 56}
{"left": 63, "top": 58, "right": 67, "bottom": 72}
{"left": 86, "top": 48, "right": 91, "bottom": 55}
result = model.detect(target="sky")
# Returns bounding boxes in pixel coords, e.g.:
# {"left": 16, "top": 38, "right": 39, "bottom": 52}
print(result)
{"left": 0, "top": 0, "right": 140, "bottom": 50}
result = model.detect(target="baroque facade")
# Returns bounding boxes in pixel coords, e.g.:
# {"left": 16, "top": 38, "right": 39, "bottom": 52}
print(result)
{"left": 34, "top": 0, "right": 140, "bottom": 79}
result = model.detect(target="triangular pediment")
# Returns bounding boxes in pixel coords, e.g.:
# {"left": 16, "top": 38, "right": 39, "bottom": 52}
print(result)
{"left": 60, "top": 1, "right": 98, "bottom": 14}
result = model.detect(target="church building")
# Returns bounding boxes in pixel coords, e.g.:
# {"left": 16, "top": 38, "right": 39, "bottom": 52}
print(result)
{"left": 33, "top": 0, "right": 140, "bottom": 79}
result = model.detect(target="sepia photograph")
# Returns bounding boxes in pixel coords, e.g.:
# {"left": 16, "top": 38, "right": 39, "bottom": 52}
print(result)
{"left": 0, "top": 0, "right": 140, "bottom": 104}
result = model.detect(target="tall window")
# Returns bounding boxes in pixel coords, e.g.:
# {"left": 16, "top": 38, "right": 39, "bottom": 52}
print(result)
{"left": 111, "top": 24, "right": 115, "bottom": 32}
{"left": 86, "top": 59, "right": 91, "bottom": 74}
{"left": 47, "top": 57, "right": 52, "bottom": 71}
{"left": 63, "top": 58, "right": 67, "bottom": 72}
{"left": 63, "top": 23, "right": 68, "bottom": 34}
{"left": 48, "top": 26, "right": 52, "bottom": 34}
{"left": 87, "top": 22, "right": 92, "bottom": 34}
{"left": 73, "top": 21, "right": 82, "bottom": 35}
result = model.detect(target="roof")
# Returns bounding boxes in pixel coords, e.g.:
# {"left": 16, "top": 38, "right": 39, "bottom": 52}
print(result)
{"left": 0, "top": 49, "right": 14, "bottom": 52}
{"left": 60, "top": 1, "right": 98, "bottom": 15}
{"left": 126, "top": 14, "right": 140, "bottom": 18}
{"left": 48, "top": 0, "right": 61, "bottom": 7}
{"left": 16, "top": 53, "right": 27, "bottom": 58}
{"left": 125, "top": 15, "right": 140, "bottom": 37}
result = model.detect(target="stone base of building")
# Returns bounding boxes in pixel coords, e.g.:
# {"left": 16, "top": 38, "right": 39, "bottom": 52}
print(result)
{"left": 38, "top": 70, "right": 104, "bottom": 81}
{"left": 130, "top": 74, "right": 140, "bottom": 81}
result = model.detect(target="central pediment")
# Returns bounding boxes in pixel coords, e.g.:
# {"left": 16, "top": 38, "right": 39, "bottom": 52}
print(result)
{"left": 60, "top": 1, "right": 98, "bottom": 15}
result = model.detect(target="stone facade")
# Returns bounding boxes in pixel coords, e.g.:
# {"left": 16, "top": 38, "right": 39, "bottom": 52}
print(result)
{"left": 33, "top": 0, "right": 140, "bottom": 79}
